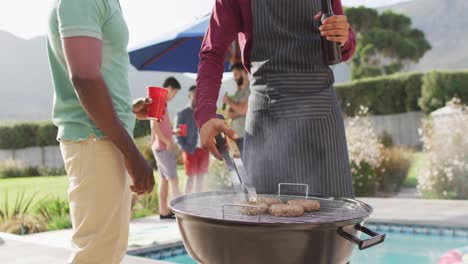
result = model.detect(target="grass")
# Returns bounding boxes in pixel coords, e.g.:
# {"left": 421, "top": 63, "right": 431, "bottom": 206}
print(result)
{"left": 0, "top": 176, "right": 68, "bottom": 208}
{"left": 403, "top": 152, "right": 427, "bottom": 188}
{"left": 0, "top": 166, "right": 187, "bottom": 210}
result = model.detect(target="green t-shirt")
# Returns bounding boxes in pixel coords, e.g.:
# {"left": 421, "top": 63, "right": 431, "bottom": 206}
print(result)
{"left": 231, "top": 87, "right": 251, "bottom": 138}
{"left": 47, "top": 0, "right": 135, "bottom": 141}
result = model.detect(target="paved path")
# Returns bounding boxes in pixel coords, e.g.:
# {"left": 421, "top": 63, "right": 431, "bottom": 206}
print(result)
{"left": 360, "top": 197, "right": 468, "bottom": 228}
{"left": 0, "top": 217, "right": 179, "bottom": 264}
{"left": 0, "top": 233, "right": 170, "bottom": 264}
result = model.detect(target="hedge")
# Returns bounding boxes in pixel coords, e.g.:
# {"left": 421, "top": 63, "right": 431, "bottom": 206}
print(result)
{"left": 2, "top": 70, "right": 467, "bottom": 149}
{"left": 0, "top": 120, "right": 151, "bottom": 150}
{"left": 335, "top": 72, "right": 424, "bottom": 116}
{"left": 336, "top": 70, "right": 468, "bottom": 116}
{"left": 0, "top": 123, "right": 58, "bottom": 149}
{"left": 418, "top": 70, "right": 468, "bottom": 113}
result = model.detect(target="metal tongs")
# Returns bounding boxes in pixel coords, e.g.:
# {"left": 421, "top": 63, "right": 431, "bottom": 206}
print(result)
{"left": 214, "top": 132, "right": 257, "bottom": 203}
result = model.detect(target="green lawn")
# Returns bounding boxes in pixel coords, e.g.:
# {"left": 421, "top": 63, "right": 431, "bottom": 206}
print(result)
{"left": 0, "top": 167, "right": 187, "bottom": 209}
{"left": 0, "top": 176, "right": 69, "bottom": 208}
{"left": 403, "top": 152, "right": 427, "bottom": 188}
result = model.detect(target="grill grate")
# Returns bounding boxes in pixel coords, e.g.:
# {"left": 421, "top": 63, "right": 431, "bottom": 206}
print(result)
{"left": 171, "top": 192, "right": 371, "bottom": 225}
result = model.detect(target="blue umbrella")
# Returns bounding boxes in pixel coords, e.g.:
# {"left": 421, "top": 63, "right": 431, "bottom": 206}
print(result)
{"left": 129, "top": 14, "right": 237, "bottom": 73}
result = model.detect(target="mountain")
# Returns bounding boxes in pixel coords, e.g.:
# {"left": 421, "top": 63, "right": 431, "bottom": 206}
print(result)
{"left": 0, "top": 31, "right": 236, "bottom": 121}
{"left": 1, "top": 0, "right": 468, "bottom": 120}
{"left": 333, "top": 0, "right": 468, "bottom": 82}
{"left": 381, "top": 0, "right": 468, "bottom": 71}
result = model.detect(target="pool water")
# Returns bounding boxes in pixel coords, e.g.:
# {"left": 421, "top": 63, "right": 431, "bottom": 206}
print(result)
{"left": 139, "top": 224, "right": 468, "bottom": 264}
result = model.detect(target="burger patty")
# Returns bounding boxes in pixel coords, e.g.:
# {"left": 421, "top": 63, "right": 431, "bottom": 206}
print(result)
{"left": 287, "top": 199, "right": 320, "bottom": 212}
{"left": 268, "top": 204, "right": 304, "bottom": 217}
{"left": 256, "top": 197, "right": 283, "bottom": 206}
{"left": 238, "top": 202, "right": 270, "bottom": 215}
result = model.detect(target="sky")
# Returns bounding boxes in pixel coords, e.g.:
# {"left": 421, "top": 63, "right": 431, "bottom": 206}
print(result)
{"left": 0, "top": 0, "right": 411, "bottom": 46}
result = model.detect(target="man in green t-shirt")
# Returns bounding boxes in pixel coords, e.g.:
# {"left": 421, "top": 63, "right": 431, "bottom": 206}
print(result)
{"left": 222, "top": 63, "right": 251, "bottom": 156}
{"left": 47, "top": 0, "right": 154, "bottom": 263}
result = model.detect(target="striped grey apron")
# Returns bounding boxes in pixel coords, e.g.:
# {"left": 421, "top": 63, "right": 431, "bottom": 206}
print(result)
{"left": 243, "top": 0, "right": 354, "bottom": 198}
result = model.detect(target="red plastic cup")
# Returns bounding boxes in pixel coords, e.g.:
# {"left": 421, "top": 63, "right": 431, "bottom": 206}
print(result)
{"left": 179, "top": 124, "right": 187, "bottom": 137}
{"left": 147, "top": 87, "right": 168, "bottom": 121}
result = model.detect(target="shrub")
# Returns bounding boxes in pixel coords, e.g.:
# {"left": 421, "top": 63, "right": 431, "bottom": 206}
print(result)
{"left": 419, "top": 71, "right": 468, "bottom": 113}
{"left": 346, "top": 106, "right": 383, "bottom": 196}
{"left": 45, "top": 214, "right": 72, "bottom": 231}
{"left": 132, "top": 188, "right": 159, "bottom": 219}
{"left": 34, "top": 196, "right": 71, "bottom": 231}
{"left": 379, "top": 131, "right": 394, "bottom": 148}
{"left": 38, "top": 166, "right": 66, "bottom": 177}
{"left": 135, "top": 136, "right": 157, "bottom": 169}
{"left": 206, "top": 157, "right": 231, "bottom": 191}
{"left": 0, "top": 119, "right": 150, "bottom": 150}
{"left": 0, "top": 191, "right": 43, "bottom": 235}
{"left": 377, "top": 147, "right": 412, "bottom": 195}
{"left": 336, "top": 72, "right": 424, "bottom": 116}
{"left": 418, "top": 100, "right": 468, "bottom": 199}
{"left": 0, "top": 160, "right": 26, "bottom": 178}
{"left": 134, "top": 119, "right": 151, "bottom": 138}
{"left": 0, "top": 160, "right": 65, "bottom": 178}
{"left": 36, "top": 123, "right": 59, "bottom": 146}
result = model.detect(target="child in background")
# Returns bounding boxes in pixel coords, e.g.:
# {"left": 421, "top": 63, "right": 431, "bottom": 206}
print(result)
{"left": 175, "top": 85, "right": 209, "bottom": 193}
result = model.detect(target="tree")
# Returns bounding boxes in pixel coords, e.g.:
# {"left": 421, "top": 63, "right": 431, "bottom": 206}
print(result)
{"left": 345, "top": 7, "right": 431, "bottom": 80}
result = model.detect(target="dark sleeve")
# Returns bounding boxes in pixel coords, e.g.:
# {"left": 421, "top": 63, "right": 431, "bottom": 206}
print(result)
{"left": 175, "top": 111, "right": 190, "bottom": 152}
{"left": 332, "top": 0, "right": 356, "bottom": 61}
{"left": 195, "top": 0, "right": 242, "bottom": 128}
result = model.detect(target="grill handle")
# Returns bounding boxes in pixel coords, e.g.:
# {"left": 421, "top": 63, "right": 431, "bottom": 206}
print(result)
{"left": 337, "top": 224, "right": 386, "bottom": 250}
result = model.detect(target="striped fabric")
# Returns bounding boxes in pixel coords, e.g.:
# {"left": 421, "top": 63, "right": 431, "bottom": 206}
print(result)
{"left": 244, "top": 0, "right": 354, "bottom": 198}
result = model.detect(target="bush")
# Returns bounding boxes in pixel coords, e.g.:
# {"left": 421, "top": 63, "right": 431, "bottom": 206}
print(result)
{"left": 0, "top": 122, "right": 58, "bottom": 149}
{"left": 0, "top": 191, "right": 43, "bottom": 235}
{"left": 379, "top": 131, "right": 394, "bottom": 148}
{"left": 206, "top": 157, "right": 231, "bottom": 191}
{"left": 418, "top": 101, "right": 468, "bottom": 199}
{"left": 34, "top": 196, "right": 71, "bottom": 231}
{"left": 0, "top": 160, "right": 26, "bottom": 178}
{"left": 419, "top": 70, "right": 468, "bottom": 113}
{"left": 134, "top": 119, "right": 151, "bottom": 138}
{"left": 37, "top": 123, "right": 59, "bottom": 146}
{"left": 132, "top": 188, "right": 159, "bottom": 219}
{"left": 0, "top": 160, "right": 65, "bottom": 178}
{"left": 135, "top": 136, "right": 157, "bottom": 169}
{"left": 377, "top": 147, "right": 412, "bottom": 195}
{"left": 336, "top": 72, "right": 424, "bottom": 116}
{"left": 346, "top": 107, "right": 383, "bottom": 196}
{"left": 0, "top": 119, "right": 150, "bottom": 150}
{"left": 37, "top": 167, "right": 66, "bottom": 177}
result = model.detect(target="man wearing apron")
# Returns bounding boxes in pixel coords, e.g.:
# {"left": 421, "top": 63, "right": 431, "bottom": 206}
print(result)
{"left": 195, "top": 0, "right": 356, "bottom": 198}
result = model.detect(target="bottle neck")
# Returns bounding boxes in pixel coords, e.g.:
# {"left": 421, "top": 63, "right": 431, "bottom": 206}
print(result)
{"left": 321, "top": 0, "right": 333, "bottom": 14}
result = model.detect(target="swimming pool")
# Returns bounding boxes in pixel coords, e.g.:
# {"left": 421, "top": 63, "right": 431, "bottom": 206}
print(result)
{"left": 137, "top": 223, "right": 468, "bottom": 264}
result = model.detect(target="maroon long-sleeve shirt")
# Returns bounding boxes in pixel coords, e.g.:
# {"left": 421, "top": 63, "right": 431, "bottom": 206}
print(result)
{"left": 195, "top": 0, "right": 356, "bottom": 128}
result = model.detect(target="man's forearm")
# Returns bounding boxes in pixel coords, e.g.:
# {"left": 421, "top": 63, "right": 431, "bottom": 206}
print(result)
{"left": 72, "top": 75, "right": 137, "bottom": 156}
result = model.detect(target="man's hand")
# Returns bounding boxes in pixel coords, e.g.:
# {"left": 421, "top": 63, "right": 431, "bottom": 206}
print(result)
{"left": 125, "top": 151, "right": 155, "bottom": 195}
{"left": 222, "top": 94, "right": 231, "bottom": 105}
{"left": 200, "top": 118, "right": 238, "bottom": 160}
{"left": 314, "top": 12, "right": 350, "bottom": 47}
{"left": 132, "top": 98, "right": 152, "bottom": 120}
{"left": 165, "top": 140, "right": 175, "bottom": 151}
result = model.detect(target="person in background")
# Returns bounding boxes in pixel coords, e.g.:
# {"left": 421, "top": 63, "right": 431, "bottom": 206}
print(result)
{"left": 222, "top": 63, "right": 250, "bottom": 155}
{"left": 175, "top": 85, "right": 210, "bottom": 193}
{"left": 151, "top": 77, "right": 182, "bottom": 219}
{"left": 47, "top": 0, "right": 155, "bottom": 263}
